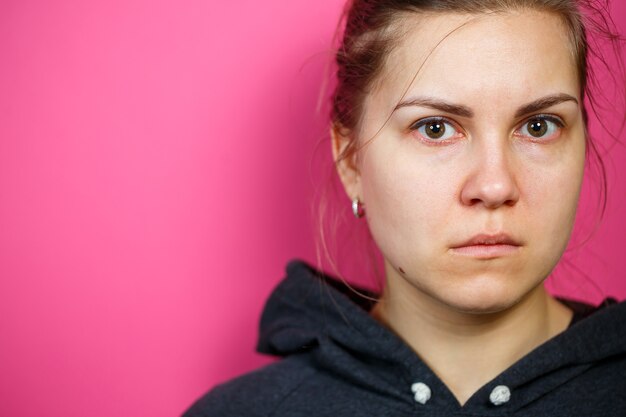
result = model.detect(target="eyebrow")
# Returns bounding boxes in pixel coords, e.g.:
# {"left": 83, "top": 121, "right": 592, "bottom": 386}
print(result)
{"left": 514, "top": 93, "right": 579, "bottom": 118}
{"left": 394, "top": 97, "right": 474, "bottom": 117}
{"left": 393, "top": 93, "right": 579, "bottom": 118}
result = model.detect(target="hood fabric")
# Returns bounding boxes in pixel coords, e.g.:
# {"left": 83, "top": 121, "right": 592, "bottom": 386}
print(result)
{"left": 184, "top": 259, "right": 626, "bottom": 417}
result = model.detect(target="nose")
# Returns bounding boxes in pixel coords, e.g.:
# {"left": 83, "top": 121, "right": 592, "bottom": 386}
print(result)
{"left": 460, "top": 138, "right": 520, "bottom": 209}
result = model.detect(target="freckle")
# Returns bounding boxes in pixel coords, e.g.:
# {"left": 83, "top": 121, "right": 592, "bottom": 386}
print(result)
{"left": 398, "top": 267, "right": 405, "bottom": 274}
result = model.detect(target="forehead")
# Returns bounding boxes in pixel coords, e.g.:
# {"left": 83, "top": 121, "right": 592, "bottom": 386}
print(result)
{"left": 365, "top": 10, "right": 579, "bottom": 116}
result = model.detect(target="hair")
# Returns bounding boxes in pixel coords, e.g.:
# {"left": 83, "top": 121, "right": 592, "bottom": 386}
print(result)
{"left": 313, "top": 0, "right": 625, "bottom": 297}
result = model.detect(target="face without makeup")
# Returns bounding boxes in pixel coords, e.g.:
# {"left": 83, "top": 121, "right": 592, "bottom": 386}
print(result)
{"left": 334, "top": 10, "right": 586, "bottom": 314}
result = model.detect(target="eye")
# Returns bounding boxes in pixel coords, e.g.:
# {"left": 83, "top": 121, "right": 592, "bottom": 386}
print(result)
{"left": 517, "top": 116, "right": 563, "bottom": 140}
{"left": 410, "top": 117, "right": 460, "bottom": 142}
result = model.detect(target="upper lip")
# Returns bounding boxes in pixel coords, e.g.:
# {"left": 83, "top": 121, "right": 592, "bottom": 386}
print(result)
{"left": 451, "top": 232, "right": 521, "bottom": 248}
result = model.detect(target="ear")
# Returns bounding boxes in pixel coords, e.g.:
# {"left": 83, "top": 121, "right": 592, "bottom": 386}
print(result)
{"left": 330, "top": 123, "right": 362, "bottom": 202}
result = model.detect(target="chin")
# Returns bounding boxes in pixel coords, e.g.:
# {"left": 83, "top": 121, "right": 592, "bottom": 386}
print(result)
{"left": 445, "top": 296, "right": 520, "bottom": 315}
{"left": 430, "top": 276, "right": 532, "bottom": 315}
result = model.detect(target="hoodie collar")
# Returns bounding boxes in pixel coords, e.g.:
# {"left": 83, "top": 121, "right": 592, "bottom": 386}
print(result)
{"left": 257, "top": 258, "right": 626, "bottom": 413}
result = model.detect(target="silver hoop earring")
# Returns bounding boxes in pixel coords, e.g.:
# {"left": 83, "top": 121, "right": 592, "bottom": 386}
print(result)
{"left": 352, "top": 198, "right": 365, "bottom": 218}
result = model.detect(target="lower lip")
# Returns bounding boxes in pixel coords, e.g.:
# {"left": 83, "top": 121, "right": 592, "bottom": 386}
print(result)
{"left": 450, "top": 244, "right": 520, "bottom": 258}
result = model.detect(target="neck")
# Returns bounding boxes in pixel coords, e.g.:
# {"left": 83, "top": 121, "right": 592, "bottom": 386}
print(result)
{"left": 370, "top": 268, "right": 573, "bottom": 406}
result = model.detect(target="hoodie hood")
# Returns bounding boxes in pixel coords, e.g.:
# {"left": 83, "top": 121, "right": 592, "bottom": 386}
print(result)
{"left": 257, "top": 258, "right": 626, "bottom": 413}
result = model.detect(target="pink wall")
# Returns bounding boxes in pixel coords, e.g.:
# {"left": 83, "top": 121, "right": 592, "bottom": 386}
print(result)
{"left": 0, "top": 1, "right": 624, "bottom": 416}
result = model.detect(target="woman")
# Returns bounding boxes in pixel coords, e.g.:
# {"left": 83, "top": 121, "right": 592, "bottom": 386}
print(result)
{"left": 184, "top": 0, "right": 625, "bottom": 415}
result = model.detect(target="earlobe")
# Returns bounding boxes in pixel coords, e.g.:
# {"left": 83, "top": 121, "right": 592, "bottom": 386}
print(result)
{"left": 330, "top": 123, "right": 361, "bottom": 202}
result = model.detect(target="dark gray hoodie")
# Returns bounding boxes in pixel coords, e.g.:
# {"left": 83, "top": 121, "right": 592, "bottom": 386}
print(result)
{"left": 183, "top": 259, "right": 626, "bottom": 416}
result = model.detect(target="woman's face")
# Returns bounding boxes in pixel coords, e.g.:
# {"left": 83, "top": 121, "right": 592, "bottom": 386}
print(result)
{"left": 336, "top": 10, "right": 586, "bottom": 313}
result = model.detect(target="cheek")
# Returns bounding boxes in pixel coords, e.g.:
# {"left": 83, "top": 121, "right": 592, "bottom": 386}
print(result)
{"left": 519, "top": 141, "right": 585, "bottom": 259}
{"left": 359, "top": 144, "right": 457, "bottom": 263}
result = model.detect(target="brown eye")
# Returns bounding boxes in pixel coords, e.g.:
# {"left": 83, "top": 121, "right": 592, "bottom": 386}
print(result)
{"left": 526, "top": 119, "right": 548, "bottom": 137}
{"left": 412, "top": 118, "right": 457, "bottom": 141}
{"left": 518, "top": 116, "right": 563, "bottom": 140}
{"left": 426, "top": 122, "right": 445, "bottom": 139}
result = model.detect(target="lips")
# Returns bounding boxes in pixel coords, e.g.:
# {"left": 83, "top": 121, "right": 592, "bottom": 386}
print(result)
{"left": 450, "top": 233, "right": 522, "bottom": 258}
{"left": 451, "top": 232, "right": 521, "bottom": 248}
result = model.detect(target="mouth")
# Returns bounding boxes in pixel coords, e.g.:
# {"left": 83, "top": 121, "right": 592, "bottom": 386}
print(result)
{"left": 450, "top": 233, "right": 522, "bottom": 259}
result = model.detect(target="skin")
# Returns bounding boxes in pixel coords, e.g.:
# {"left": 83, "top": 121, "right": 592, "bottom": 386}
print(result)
{"left": 331, "top": 10, "right": 585, "bottom": 407}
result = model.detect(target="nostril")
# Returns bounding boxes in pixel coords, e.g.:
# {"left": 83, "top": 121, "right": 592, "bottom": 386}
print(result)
{"left": 460, "top": 171, "right": 520, "bottom": 209}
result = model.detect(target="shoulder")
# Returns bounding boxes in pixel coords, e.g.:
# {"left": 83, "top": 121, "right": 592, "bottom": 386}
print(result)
{"left": 182, "top": 354, "right": 318, "bottom": 417}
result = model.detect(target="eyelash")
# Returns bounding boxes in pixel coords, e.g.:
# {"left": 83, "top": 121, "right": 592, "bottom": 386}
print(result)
{"left": 408, "top": 117, "right": 462, "bottom": 146}
{"left": 408, "top": 114, "right": 566, "bottom": 144}
{"left": 515, "top": 114, "right": 565, "bottom": 142}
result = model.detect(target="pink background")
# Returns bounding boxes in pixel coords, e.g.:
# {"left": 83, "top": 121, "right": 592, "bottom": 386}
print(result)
{"left": 0, "top": 1, "right": 625, "bottom": 416}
